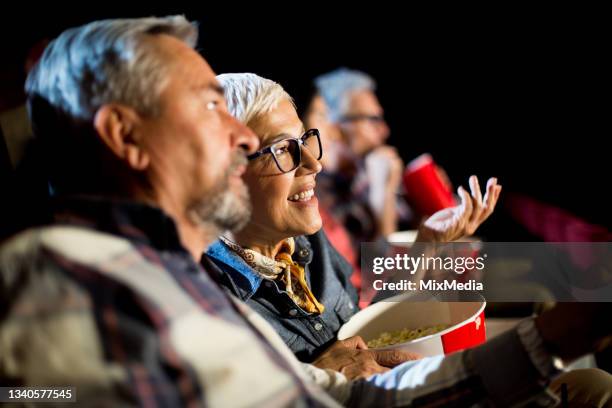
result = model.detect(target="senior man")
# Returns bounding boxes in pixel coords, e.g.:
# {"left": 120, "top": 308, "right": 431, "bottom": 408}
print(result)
{"left": 1, "top": 16, "right": 611, "bottom": 407}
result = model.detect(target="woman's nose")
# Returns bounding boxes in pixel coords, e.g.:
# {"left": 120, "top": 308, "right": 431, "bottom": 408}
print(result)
{"left": 298, "top": 146, "right": 322, "bottom": 174}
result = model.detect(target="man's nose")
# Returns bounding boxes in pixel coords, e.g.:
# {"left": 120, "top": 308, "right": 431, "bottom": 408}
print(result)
{"left": 229, "top": 115, "right": 259, "bottom": 154}
{"left": 378, "top": 120, "right": 390, "bottom": 141}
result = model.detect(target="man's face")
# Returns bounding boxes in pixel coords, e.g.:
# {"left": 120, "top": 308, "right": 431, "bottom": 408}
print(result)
{"left": 137, "top": 35, "right": 258, "bottom": 233}
{"left": 339, "top": 90, "right": 390, "bottom": 157}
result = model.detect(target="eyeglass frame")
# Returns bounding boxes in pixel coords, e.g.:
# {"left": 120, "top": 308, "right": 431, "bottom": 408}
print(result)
{"left": 339, "top": 114, "right": 385, "bottom": 124}
{"left": 247, "top": 128, "right": 323, "bottom": 173}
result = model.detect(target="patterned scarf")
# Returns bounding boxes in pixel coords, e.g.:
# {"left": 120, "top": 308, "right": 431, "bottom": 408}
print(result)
{"left": 220, "top": 236, "right": 325, "bottom": 314}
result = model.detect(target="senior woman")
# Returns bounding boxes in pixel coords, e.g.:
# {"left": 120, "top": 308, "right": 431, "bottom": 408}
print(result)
{"left": 203, "top": 73, "right": 502, "bottom": 367}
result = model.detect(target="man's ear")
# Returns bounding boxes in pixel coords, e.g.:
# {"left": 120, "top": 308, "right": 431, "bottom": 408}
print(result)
{"left": 93, "top": 104, "right": 150, "bottom": 171}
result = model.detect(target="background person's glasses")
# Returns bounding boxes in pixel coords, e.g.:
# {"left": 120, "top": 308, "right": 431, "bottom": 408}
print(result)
{"left": 247, "top": 129, "right": 322, "bottom": 173}
{"left": 339, "top": 114, "right": 385, "bottom": 124}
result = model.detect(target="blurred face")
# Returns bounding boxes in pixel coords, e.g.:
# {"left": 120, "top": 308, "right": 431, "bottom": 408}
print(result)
{"left": 303, "top": 94, "right": 343, "bottom": 171}
{"left": 241, "top": 98, "right": 323, "bottom": 243}
{"left": 136, "top": 35, "right": 258, "bottom": 232}
{"left": 339, "top": 90, "right": 390, "bottom": 157}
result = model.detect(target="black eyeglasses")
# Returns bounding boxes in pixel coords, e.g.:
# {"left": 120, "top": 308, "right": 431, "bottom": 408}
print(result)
{"left": 247, "top": 128, "right": 322, "bottom": 173}
{"left": 339, "top": 114, "right": 385, "bottom": 124}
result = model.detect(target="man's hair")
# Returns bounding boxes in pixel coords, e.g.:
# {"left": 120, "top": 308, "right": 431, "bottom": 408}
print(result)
{"left": 314, "top": 67, "right": 376, "bottom": 123}
{"left": 24, "top": 16, "right": 198, "bottom": 194}
{"left": 217, "top": 73, "right": 294, "bottom": 128}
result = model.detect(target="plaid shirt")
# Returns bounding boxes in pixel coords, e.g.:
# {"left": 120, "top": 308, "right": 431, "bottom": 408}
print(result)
{"left": 0, "top": 196, "right": 560, "bottom": 407}
{"left": 0, "top": 197, "right": 334, "bottom": 407}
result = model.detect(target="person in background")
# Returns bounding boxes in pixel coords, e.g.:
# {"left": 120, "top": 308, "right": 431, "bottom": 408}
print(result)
{"left": 314, "top": 68, "right": 406, "bottom": 245}
{"left": 302, "top": 91, "right": 364, "bottom": 292}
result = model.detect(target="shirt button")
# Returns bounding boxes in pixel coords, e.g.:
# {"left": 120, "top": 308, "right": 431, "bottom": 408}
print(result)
{"left": 265, "top": 281, "right": 273, "bottom": 288}
{"left": 299, "top": 249, "right": 309, "bottom": 258}
{"left": 288, "top": 309, "right": 298, "bottom": 317}
{"left": 314, "top": 323, "right": 323, "bottom": 331}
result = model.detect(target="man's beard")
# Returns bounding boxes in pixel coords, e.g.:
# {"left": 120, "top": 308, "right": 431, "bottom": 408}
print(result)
{"left": 188, "top": 152, "right": 251, "bottom": 234}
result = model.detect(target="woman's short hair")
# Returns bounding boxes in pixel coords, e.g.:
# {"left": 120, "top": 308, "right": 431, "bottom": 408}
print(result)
{"left": 217, "top": 73, "right": 293, "bottom": 127}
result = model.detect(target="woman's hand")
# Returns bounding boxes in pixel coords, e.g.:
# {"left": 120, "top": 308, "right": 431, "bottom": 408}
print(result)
{"left": 313, "top": 336, "right": 420, "bottom": 380}
{"left": 417, "top": 176, "right": 501, "bottom": 243}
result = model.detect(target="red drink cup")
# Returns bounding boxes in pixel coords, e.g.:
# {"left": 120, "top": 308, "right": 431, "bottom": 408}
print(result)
{"left": 403, "top": 154, "right": 456, "bottom": 216}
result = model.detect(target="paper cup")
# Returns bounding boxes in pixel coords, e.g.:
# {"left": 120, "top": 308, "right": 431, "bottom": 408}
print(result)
{"left": 403, "top": 154, "right": 455, "bottom": 216}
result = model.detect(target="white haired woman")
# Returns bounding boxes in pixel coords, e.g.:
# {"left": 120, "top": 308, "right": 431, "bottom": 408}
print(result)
{"left": 203, "top": 73, "right": 501, "bottom": 374}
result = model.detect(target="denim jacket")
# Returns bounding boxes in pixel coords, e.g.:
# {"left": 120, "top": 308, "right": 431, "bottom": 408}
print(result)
{"left": 203, "top": 229, "right": 358, "bottom": 362}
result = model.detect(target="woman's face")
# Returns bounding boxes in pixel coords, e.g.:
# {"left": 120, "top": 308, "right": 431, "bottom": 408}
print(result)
{"left": 241, "top": 98, "right": 323, "bottom": 242}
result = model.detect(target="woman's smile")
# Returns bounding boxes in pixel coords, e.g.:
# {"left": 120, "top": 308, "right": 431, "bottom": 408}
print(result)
{"left": 288, "top": 193, "right": 318, "bottom": 207}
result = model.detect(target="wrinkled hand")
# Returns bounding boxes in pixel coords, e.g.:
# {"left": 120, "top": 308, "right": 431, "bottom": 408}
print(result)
{"left": 312, "top": 336, "right": 421, "bottom": 380}
{"left": 418, "top": 176, "right": 502, "bottom": 242}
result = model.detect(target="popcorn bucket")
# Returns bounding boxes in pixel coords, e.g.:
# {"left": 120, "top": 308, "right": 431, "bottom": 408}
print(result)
{"left": 338, "top": 292, "right": 486, "bottom": 356}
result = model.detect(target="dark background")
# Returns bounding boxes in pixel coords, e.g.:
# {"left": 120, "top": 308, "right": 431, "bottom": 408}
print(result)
{"left": 1, "top": 6, "right": 609, "bottom": 236}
